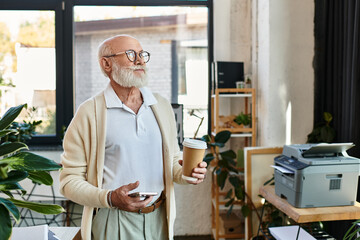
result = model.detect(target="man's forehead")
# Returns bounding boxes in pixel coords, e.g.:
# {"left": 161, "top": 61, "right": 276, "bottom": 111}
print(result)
{"left": 109, "top": 36, "right": 142, "bottom": 51}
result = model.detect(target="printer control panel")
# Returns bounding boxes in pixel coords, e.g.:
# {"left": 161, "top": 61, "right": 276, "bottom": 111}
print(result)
{"left": 275, "top": 155, "right": 308, "bottom": 170}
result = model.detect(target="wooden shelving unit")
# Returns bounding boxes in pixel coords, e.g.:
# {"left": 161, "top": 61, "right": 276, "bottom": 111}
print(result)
{"left": 211, "top": 88, "right": 256, "bottom": 145}
{"left": 210, "top": 88, "right": 257, "bottom": 240}
{"left": 211, "top": 173, "right": 245, "bottom": 240}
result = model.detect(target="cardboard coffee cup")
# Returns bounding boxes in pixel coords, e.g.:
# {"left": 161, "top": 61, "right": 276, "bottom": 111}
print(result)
{"left": 182, "top": 138, "right": 207, "bottom": 182}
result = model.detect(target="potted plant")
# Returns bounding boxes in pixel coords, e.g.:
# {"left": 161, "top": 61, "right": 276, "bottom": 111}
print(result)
{"left": 202, "top": 131, "right": 259, "bottom": 218}
{"left": 307, "top": 112, "right": 335, "bottom": 143}
{"left": 234, "top": 112, "right": 252, "bottom": 127}
{"left": 0, "top": 104, "right": 64, "bottom": 240}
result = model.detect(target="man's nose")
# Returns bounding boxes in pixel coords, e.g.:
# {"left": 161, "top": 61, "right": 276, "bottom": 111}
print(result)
{"left": 135, "top": 54, "right": 145, "bottom": 65}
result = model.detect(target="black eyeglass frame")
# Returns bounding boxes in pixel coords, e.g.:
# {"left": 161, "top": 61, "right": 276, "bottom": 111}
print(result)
{"left": 103, "top": 49, "right": 150, "bottom": 63}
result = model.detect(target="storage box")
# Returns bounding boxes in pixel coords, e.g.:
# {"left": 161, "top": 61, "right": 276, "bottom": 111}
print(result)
{"left": 219, "top": 212, "right": 243, "bottom": 235}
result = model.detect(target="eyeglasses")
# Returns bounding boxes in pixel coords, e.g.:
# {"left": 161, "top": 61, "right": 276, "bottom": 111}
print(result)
{"left": 103, "top": 49, "right": 150, "bottom": 63}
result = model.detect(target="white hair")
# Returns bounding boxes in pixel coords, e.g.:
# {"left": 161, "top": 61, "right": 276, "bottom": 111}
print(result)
{"left": 97, "top": 34, "right": 139, "bottom": 77}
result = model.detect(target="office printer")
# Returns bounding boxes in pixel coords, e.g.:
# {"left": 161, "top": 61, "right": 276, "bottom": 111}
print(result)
{"left": 274, "top": 143, "right": 360, "bottom": 208}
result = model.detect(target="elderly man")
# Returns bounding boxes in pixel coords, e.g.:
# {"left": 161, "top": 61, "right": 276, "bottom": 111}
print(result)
{"left": 59, "top": 34, "right": 207, "bottom": 240}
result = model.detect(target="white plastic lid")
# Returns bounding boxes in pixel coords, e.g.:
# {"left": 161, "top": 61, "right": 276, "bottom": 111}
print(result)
{"left": 182, "top": 138, "right": 207, "bottom": 149}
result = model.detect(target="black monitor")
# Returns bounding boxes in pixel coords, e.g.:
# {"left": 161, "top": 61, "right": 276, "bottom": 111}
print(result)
{"left": 216, "top": 61, "right": 244, "bottom": 89}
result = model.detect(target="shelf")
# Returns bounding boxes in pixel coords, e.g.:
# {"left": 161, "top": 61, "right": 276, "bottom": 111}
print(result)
{"left": 212, "top": 131, "right": 253, "bottom": 138}
{"left": 212, "top": 93, "right": 252, "bottom": 98}
{"left": 212, "top": 198, "right": 244, "bottom": 211}
{"left": 214, "top": 88, "right": 254, "bottom": 94}
{"left": 213, "top": 127, "right": 254, "bottom": 133}
{"left": 260, "top": 185, "right": 360, "bottom": 223}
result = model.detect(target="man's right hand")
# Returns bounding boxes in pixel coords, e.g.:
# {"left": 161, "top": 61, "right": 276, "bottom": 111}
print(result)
{"left": 110, "top": 181, "right": 153, "bottom": 211}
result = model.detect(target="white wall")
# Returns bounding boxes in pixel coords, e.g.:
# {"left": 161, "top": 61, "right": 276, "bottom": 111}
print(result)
{"left": 214, "top": 0, "right": 252, "bottom": 74}
{"left": 256, "top": 0, "right": 315, "bottom": 146}
{"left": 214, "top": 0, "right": 314, "bottom": 147}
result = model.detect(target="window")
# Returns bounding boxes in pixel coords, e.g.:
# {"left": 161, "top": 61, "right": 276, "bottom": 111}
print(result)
{"left": 74, "top": 5, "right": 210, "bottom": 138}
{"left": 0, "top": 10, "right": 56, "bottom": 135}
{"left": 0, "top": 1, "right": 70, "bottom": 145}
{"left": 0, "top": 0, "right": 213, "bottom": 145}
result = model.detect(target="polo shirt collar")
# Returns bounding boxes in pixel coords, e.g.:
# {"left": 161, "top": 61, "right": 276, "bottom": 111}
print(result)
{"left": 104, "top": 83, "right": 157, "bottom": 109}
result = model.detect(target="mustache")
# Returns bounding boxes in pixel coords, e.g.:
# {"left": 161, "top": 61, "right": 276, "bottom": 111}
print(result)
{"left": 125, "top": 66, "right": 147, "bottom": 71}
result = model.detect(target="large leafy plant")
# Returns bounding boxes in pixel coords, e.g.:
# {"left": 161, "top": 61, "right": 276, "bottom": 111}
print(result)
{"left": 307, "top": 112, "right": 335, "bottom": 143}
{"left": 202, "top": 130, "right": 255, "bottom": 217}
{"left": 0, "top": 104, "right": 64, "bottom": 240}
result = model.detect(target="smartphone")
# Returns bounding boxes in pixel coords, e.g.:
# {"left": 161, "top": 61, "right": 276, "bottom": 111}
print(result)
{"left": 128, "top": 192, "right": 158, "bottom": 198}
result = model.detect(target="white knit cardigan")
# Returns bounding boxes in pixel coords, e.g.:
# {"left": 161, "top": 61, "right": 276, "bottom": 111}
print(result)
{"left": 60, "top": 91, "right": 186, "bottom": 240}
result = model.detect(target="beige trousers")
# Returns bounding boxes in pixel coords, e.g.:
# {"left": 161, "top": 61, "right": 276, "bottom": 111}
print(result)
{"left": 91, "top": 203, "right": 168, "bottom": 240}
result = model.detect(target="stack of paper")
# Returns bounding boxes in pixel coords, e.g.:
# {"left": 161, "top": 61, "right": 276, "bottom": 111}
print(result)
{"left": 12, "top": 225, "right": 50, "bottom": 240}
{"left": 269, "top": 226, "right": 316, "bottom": 240}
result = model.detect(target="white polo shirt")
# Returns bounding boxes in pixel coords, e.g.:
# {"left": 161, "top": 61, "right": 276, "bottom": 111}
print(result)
{"left": 102, "top": 83, "right": 164, "bottom": 204}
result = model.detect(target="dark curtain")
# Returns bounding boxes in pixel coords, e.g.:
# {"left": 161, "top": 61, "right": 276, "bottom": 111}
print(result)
{"left": 314, "top": 0, "right": 360, "bottom": 238}
{"left": 315, "top": 0, "right": 360, "bottom": 155}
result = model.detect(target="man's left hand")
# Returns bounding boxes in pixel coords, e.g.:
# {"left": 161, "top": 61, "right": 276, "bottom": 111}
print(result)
{"left": 178, "top": 160, "right": 207, "bottom": 185}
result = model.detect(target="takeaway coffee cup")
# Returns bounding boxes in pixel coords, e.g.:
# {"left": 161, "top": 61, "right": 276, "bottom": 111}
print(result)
{"left": 182, "top": 138, "right": 207, "bottom": 182}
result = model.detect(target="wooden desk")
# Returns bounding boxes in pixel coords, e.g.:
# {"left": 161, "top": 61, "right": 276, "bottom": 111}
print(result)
{"left": 259, "top": 185, "right": 360, "bottom": 223}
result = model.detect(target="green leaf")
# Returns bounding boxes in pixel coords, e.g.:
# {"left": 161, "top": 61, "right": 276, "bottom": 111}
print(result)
{"left": 220, "top": 150, "right": 237, "bottom": 159}
{"left": 1, "top": 152, "right": 61, "bottom": 171}
{"left": 222, "top": 155, "right": 237, "bottom": 166}
{"left": 217, "top": 170, "right": 228, "bottom": 190}
{"left": 10, "top": 198, "right": 65, "bottom": 215}
{"left": 218, "top": 160, "right": 229, "bottom": 169}
{"left": 226, "top": 204, "right": 234, "bottom": 217}
{"left": 0, "top": 129, "right": 17, "bottom": 138}
{"left": 214, "top": 131, "right": 231, "bottom": 144}
{"left": 323, "top": 112, "right": 332, "bottom": 123}
{"left": 0, "top": 183, "right": 26, "bottom": 195}
{"left": 225, "top": 198, "right": 234, "bottom": 207}
{"left": 210, "top": 142, "right": 225, "bottom": 148}
{"left": 0, "top": 204, "right": 12, "bottom": 240}
{"left": 2, "top": 191, "right": 13, "bottom": 198}
{"left": 225, "top": 189, "right": 233, "bottom": 199}
{"left": 201, "top": 135, "right": 211, "bottom": 143}
{"left": 0, "top": 142, "right": 28, "bottom": 158}
{"left": 228, "top": 166, "right": 239, "bottom": 174}
{"left": 229, "top": 176, "right": 241, "bottom": 188}
{"left": 28, "top": 171, "right": 53, "bottom": 186}
{"left": 241, "top": 205, "right": 251, "bottom": 217}
{"left": 203, "top": 153, "right": 214, "bottom": 166}
{"left": 0, "top": 104, "right": 26, "bottom": 131}
{"left": 0, "top": 197, "right": 20, "bottom": 222}
{"left": 0, "top": 164, "right": 8, "bottom": 179}
{"left": 235, "top": 187, "right": 244, "bottom": 200}
{"left": 0, "top": 170, "right": 28, "bottom": 185}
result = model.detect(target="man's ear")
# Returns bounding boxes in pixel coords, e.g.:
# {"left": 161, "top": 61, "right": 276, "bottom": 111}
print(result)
{"left": 100, "top": 57, "right": 112, "bottom": 74}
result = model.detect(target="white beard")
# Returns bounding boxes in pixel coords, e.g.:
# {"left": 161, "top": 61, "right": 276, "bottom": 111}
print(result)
{"left": 111, "top": 63, "right": 148, "bottom": 88}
